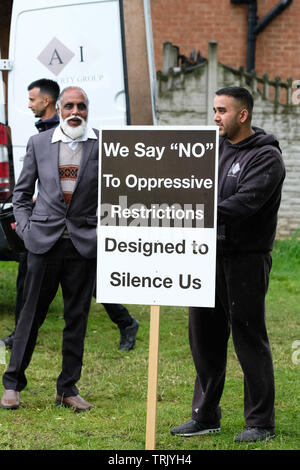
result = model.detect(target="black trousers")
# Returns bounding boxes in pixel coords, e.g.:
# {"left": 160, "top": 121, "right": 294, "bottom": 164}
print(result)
{"left": 102, "top": 303, "right": 132, "bottom": 330}
{"left": 189, "top": 252, "right": 275, "bottom": 428}
{"left": 14, "top": 251, "right": 28, "bottom": 325}
{"left": 3, "top": 239, "right": 96, "bottom": 397}
{"left": 15, "top": 255, "right": 132, "bottom": 330}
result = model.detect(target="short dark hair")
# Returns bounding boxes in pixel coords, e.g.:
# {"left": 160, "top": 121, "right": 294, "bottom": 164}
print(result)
{"left": 215, "top": 86, "right": 254, "bottom": 116}
{"left": 28, "top": 79, "right": 60, "bottom": 103}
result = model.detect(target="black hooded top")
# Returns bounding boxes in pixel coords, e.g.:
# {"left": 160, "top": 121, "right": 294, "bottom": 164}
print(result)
{"left": 217, "top": 127, "right": 285, "bottom": 254}
{"left": 35, "top": 113, "right": 59, "bottom": 133}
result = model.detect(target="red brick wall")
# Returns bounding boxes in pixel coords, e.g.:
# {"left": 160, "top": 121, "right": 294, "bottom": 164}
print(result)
{"left": 150, "top": 0, "right": 300, "bottom": 81}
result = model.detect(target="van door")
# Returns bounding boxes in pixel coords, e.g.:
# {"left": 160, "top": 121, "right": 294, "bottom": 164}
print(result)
{"left": 0, "top": 52, "right": 11, "bottom": 201}
{"left": 8, "top": 0, "right": 130, "bottom": 182}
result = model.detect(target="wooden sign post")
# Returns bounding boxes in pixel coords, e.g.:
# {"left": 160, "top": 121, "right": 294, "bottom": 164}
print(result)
{"left": 122, "top": 0, "right": 159, "bottom": 450}
{"left": 145, "top": 305, "right": 160, "bottom": 450}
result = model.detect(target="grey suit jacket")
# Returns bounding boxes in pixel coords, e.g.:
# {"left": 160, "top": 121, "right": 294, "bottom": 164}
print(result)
{"left": 13, "top": 127, "right": 99, "bottom": 259}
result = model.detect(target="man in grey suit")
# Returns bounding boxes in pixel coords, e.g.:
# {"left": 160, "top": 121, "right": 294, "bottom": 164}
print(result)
{"left": 1, "top": 86, "right": 98, "bottom": 412}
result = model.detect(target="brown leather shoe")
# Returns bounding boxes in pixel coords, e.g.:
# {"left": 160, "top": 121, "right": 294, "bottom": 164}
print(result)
{"left": 0, "top": 389, "right": 20, "bottom": 409}
{"left": 55, "top": 394, "right": 94, "bottom": 412}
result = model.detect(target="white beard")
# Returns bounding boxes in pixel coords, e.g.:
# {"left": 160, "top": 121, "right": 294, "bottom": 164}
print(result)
{"left": 60, "top": 115, "right": 87, "bottom": 140}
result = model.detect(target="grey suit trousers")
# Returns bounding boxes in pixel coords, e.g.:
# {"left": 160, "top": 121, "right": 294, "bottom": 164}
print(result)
{"left": 3, "top": 238, "right": 96, "bottom": 396}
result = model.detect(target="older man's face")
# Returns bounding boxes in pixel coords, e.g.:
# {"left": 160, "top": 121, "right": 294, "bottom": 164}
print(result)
{"left": 58, "top": 88, "right": 88, "bottom": 139}
{"left": 59, "top": 88, "right": 88, "bottom": 127}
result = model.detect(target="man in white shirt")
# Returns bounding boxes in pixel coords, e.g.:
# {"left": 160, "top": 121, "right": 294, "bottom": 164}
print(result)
{"left": 1, "top": 87, "right": 98, "bottom": 412}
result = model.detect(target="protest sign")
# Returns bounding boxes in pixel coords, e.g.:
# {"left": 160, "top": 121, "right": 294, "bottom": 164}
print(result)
{"left": 96, "top": 126, "right": 218, "bottom": 308}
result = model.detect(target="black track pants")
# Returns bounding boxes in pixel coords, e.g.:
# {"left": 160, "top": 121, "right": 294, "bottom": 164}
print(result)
{"left": 189, "top": 252, "right": 275, "bottom": 428}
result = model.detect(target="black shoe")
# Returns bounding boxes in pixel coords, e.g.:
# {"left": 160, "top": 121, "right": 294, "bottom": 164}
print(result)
{"left": 119, "top": 318, "right": 139, "bottom": 350}
{"left": 234, "top": 426, "right": 275, "bottom": 442}
{"left": 2, "top": 331, "right": 15, "bottom": 349}
{"left": 171, "top": 419, "right": 221, "bottom": 437}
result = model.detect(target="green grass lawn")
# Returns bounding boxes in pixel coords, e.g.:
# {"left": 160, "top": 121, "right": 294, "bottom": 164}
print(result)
{"left": 0, "top": 237, "right": 299, "bottom": 451}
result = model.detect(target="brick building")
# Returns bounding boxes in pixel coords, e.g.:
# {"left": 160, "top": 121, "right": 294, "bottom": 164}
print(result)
{"left": 1, "top": 1, "right": 299, "bottom": 81}
{"left": 150, "top": 0, "right": 300, "bottom": 81}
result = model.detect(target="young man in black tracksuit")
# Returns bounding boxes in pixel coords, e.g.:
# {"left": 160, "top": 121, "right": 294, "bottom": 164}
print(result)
{"left": 171, "top": 87, "right": 285, "bottom": 442}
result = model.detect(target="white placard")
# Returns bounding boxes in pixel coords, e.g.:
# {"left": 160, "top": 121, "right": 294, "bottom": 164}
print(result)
{"left": 97, "top": 126, "right": 218, "bottom": 307}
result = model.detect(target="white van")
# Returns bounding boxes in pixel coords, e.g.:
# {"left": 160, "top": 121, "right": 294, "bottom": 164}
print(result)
{"left": 0, "top": 0, "right": 156, "bottom": 259}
